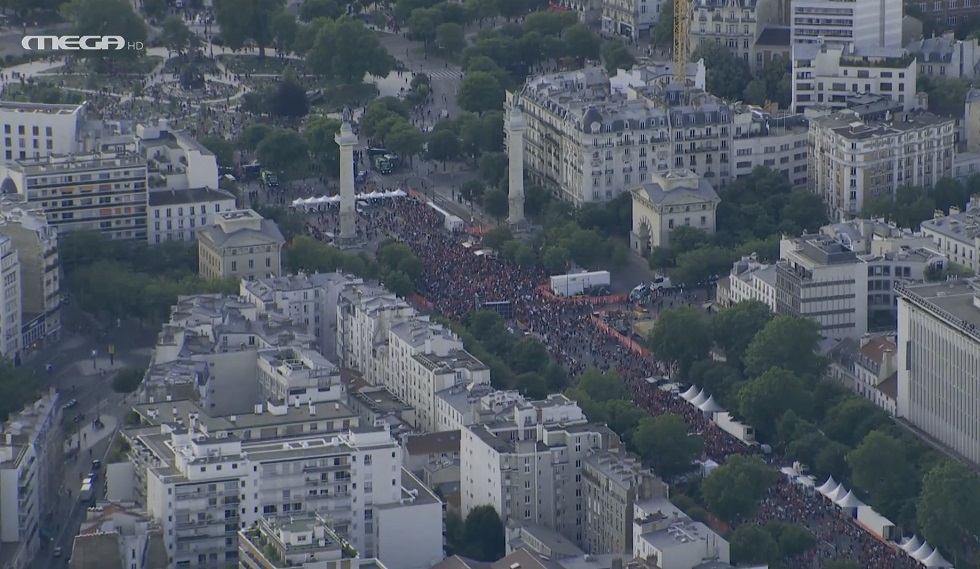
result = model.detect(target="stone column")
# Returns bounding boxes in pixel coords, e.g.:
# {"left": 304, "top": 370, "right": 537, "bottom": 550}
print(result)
{"left": 507, "top": 105, "right": 528, "bottom": 226}
{"left": 336, "top": 108, "right": 358, "bottom": 241}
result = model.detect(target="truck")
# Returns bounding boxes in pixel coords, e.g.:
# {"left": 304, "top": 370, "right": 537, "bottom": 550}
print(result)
{"left": 648, "top": 275, "right": 673, "bottom": 292}
{"left": 367, "top": 148, "right": 399, "bottom": 174}
{"left": 80, "top": 480, "right": 94, "bottom": 504}
{"left": 549, "top": 271, "right": 611, "bottom": 297}
{"left": 260, "top": 170, "right": 279, "bottom": 188}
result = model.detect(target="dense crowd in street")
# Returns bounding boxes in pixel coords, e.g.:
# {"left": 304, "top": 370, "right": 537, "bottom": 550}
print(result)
{"left": 302, "top": 196, "right": 924, "bottom": 569}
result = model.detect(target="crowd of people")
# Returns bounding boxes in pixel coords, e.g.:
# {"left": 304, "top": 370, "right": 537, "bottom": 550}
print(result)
{"left": 301, "top": 196, "right": 927, "bottom": 569}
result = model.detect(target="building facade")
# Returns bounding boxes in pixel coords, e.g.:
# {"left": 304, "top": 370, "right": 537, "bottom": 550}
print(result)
{"left": 0, "top": 207, "right": 61, "bottom": 356}
{"left": 791, "top": 44, "right": 917, "bottom": 114}
{"left": 808, "top": 110, "right": 954, "bottom": 221}
{"left": 0, "top": 152, "right": 148, "bottom": 240}
{"left": 147, "top": 187, "right": 237, "bottom": 244}
{"left": 196, "top": 210, "right": 285, "bottom": 281}
{"left": 719, "top": 255, "right": 777, "bottom": 308}
{"left": 0, "top": 234, "right": 21, "bottom": 359}
{"left": 239, "top": 512, "right": 394, "bottom": 569}
{"left": 137, "top": 120, "right": 220, "bottom": 191}
{"left": 731, "top": 109, "right": 809, "bottom": 186}
{"left": 896, "top": 280, "right": 980, "bottom": 466}
{"left": 582, "top": 450, "right": 665, "bottom": 555}
{"left": 600, "top": 0, "right": 662, "bottom": 39}
{"left": 790, "top": 0, "right": 902, "bottom": 47}
{"left": 920, "top": 198, "right": 980, "bottom": 272}
{"left": 907, "top": 34, "right": 980, "bottom": 80}
{"left": 827, "top": 334, "right": 899, "bottom": 416}
{"left": 0, "top": 101, "right": 86, "bottom": 162}
{"left": 688, "top": 0, "right": 785, "bottom": 69}
{"left": 629, "top": 170, "right": 720, "bottom": 256}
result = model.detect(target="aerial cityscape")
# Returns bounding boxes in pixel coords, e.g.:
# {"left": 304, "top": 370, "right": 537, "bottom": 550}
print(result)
{"left": 0, "top": 0, "right": 978, "bottom": 569}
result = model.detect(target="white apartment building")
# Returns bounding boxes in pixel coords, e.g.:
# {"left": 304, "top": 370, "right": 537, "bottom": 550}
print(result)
{"left": 920, "top": 198, "right": 980, "bottom": 272}
{"left": 461, "top": 398, "right": 619, "bottom": 547}
{"left": 718, "top": 255, "right": 777, "bottom": 308}
{"left": 138, "top": 119, "right": 220, "bottom": 191}
{"left": 610, "top": 61, "right": 706, "bottom": 92}
{"left": 242, "top": 273, "right": 357, "bottom": 360}
{"left": 827, "top": 334, "right": 898, "bottom": 416}
{"left": 0, "top": 152, "right": 148, "bottom": 240}
{"left": 70, "top": 501, "right": 168, "bottom": 569}
{"left": 632, "top": 499, "right": 730, "bottom": 568}
{"left": 600, "top": 0, "right": 662, "bottom": 39}
{"left": 0, "top": 207, "right": 61, "bottom": 355}
{"left": 808, "top": 110, "right": 954, "bottom": 221}
{"left": 0, "top": 234, "right": 21, "bottom": 359}
{"left": 435, "top": 385, "right": 517, "bottom": 433}
{"left": 896, "top": 279, "right": 980, "bottom": 466}
{"left": 512, "top": 69, "right": 734, "bottom": 204}
{"left": 335, "top": 282, "right": 415, "bottom": 379}
{"left": 256, "top": 347, "right": 344, "bottom": 406}
{"left": 907, "top": 34, "right": 980, "bottom": 80}
{"left": 239, "top": 512, "right": 394, "bottom": 569}
{"left": 792, "top": 43, "right": 917, "bottom": 114}
{"left": 688, "top": 0, "right": 785, "bottom": 68}
{"left": 0, "top": 390, "right": 61, "bottom": 569}
{"left": 790, "top": 0, "right": 902, "bottom": 48}
{"left": 731, "top": 109, "right": 809, "bottom": 187}
{"left": 147, "top": 187, "right": 237, "bottom": 244}
{"left": 583, "top": 449, "right": 666, "bottom": 555}
{"left": 121, "top": 421, "right": 442, "bottom": 569}
{"left": 629, "top": 170, "right": 720, "bottom": 256}
{"left": 0, "top": 101, "right": 86, "bottom": 162}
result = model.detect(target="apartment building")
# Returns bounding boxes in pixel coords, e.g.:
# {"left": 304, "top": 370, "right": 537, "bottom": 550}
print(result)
{"left": 460, "top": 398, "right": 619, "bottom": 548}
{"left": 629, "top": 170, "right": 720, "bottom": 256}
{"left": 731, "top": 109, "right": 809, "bottom": 186}
{"left": 137, "top": 120, "right": 220, "bottom": 191}
{"left": 896, "top": 279, "right": 980, "bottom": 466}
{"left": 0, "top": 101, "right": 87, "bottom": 162}
{"left": 600, "top": 0, "right": 662, "bottom": 39}
{"left": 335, "top": 282, "right": 414, "bottom": 383}
{"left": 632, "top": 499, "right": 730, "bottom": 567}
{"left": 197, "top": 210, "right": 285, "bottom": 281}
{"left": 0, "top": 234, "right": 21, "bottom": 359}
{"left": 0, "top": 207, "right": 61, "bottom": 355}
{"left": 610, "top": 61, "right": 707, "bottom": 92}
{"left": 919, "top": 198, "right": 980, "bottom": 272}
{"left": 0, "top": 389, "right": 62, "bottom": 569}
{"left": 120, "top": 419, "right": 441, "bottom": 569}
{"left": 790, "top": 0, "right": 902, "bottom": 48}
{"left": 511, "top": 69, "right": 734, "bottom": 205}
{"left": 808, "top": 110, "right": 954, "bottom": 221}
{"left": 717, "top": 254, "right": 777, "bottom": 308}
{"left": 239, "top": 512, "right": 393, "bottom": 569}
{"left": 688, "top": 0, "right": 785, "bottom": 69}
{"left": 907, "top": 33, "right": 980, "bottom": 80}
{"left": 0, "top": 152, "right": 148, "bottom": 240}
{"left": 147, "top": 187, "right": 236, "bottom": 244}
{"left": 403, "top": 431, "right": 461, "bottom": 496}
{"left": 755, "top": 25, "right": 792, "bottom": 71}
{"left": 583, "top": 449, "right": 666, "bottom": 555}
{"left": 256, "top": 347, "right": 344, "bottom": 406}
{"left": 435, "top": 386, "right": 522, "bottom": 433}
{"left": 69, "top": 501, "right": 168, "bottom": 569}
{"left": 776, "top": 233, "right": 944, "bottom": 337}
{"left": 906, "top": 0, "right": 978, "bottom": 28}
{"left": 791, "top": 43, "right": 917, "bottom": 114}
{"left": 242, "top": 272, "right": 357, "bottom": 360}
{"left": 827, "top": 334, "right": 899, "bottom": 416}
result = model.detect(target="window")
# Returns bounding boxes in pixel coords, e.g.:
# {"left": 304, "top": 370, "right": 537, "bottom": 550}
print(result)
{"left": 364, "top": 454, "right": 372, "bottom": 465}
{"left": 231, "top": 261, "right": 237, "bottom": 271}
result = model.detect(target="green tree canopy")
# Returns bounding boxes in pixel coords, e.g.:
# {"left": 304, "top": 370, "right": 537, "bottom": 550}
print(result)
{"left": 917, "top": 460, "right": 980, "bottom": 562}
{"left": 736, "top": 368, "right": 810, "bottom": 439}
{"left": 632, "top": 414, "right": 703, "bottom": 479}
{"left": 459, "top": 505, "right": 505, "bottom": 561}
{"left": 61, "top": 0, "right": 148, "bottom": 72}
{"left": 744, "top": 316, "right": 825, "bottom": 381}
{"left": 647, "top": 306, "right": 712, "bottom": 378}
{"left": 458, "top": 71, "right": 506, "bottom": 114}
{"left": 711, "top": 300, "right": 772, "bottom": 371}
{"left": 701, "top": 455, "right": 776, "bottom": 523}
{"left": 213, "top": 0, "right": 285, "bottom": 57}
{"left": 306, "top": 17, "right": 394, "bottom": 83}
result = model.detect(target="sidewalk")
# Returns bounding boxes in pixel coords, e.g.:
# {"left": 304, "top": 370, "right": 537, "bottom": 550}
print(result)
{"left": 64, "top": 414, "right": 118, "bottom": 455}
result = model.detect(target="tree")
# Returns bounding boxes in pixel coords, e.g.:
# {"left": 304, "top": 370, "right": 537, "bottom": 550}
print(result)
{"left": 458, "top": 71, "right": 505, "bottom": 114}
{"left": 437, "top": 22, "right": 466, "bottom": 54}
{"left": 256, "top": 129, "right": 310, "bottom": 178}
{"left": 304, "top": 117, "right": 342, "bottom": 176}
{"left": 300, "top": 0, "right": 341, "bottom": 21}
{"left": 563, "top": 24, "right": 600, "bottom": 63}
{"left": 237, "top": 124, "right": 274, "bottom": 151}
{"left": 271, "top": 10, "right": 299, "bottom": 55}
{"left": 514, "top": 372, "right": 548, "bottom": 399}
{"left": 460, "top": 179, "right": 486, "bottom": 203}
{"left": 744, "top": 316, "right": 825, "bottom": 381}
{"left": 383, "top": 270, "right": 415, "bottom": 297}
{"left": 632, "top": 414, "right": 703, "bottom": 479}
{"left": 407, "top": 8, "right": 442, "bottom": 48}
{"left": 917, "top": 460, "right": 980, "bottom": 561}
{"left": 711, "top": 300, "right": 772, "bottom": 370}
{"left": 112, "top": 368, "right": 146, "bottom": 394}
{"left": 673, "top": 246, "right": 734, "bottom": 286}
{"left": 848, "top": 431, "right": 918, "bottom": 514}
{"left": 459, "top": 505, "right": 505, "bottom": 561}
{"left": 61, "top": 0, "right": 147, "bottom": 72}
{"left": 213, "top": 0, "right": 285, "bottom": 58}
{"left": 385, "top": 124, "right": 426, "bottom": 165}
{"left": 691, "top": 42, "right": 752, "bottom": 102}
{"left": 269, "top": 76, "right": 310, "bottom": 117}
{"left": 601, "top": 41, "right": 635, "bottom": 74}
{"left": 478, "top": 152, "right": 509, "bottom": 188}
{"left": 254, "top": 206, "right": 307, "bottom": 241}
{"left": 541, "top": 246, "right": 570, "bottom": 274}
{"left": 200, "top": 136, "right": 236, "bottom": 168}
{"left": 483, "top": 188, "right": 510, "bottom": 221}
{"left": 497, "top": 0, "right": 526, "bottom": 19}
{"left": 736, "top": 368, "right": 810, "bottom": 439}
{"left": 701, "top": 456, "right": 776, "bottom": 523}
{"left": 141, "top": 0, "right": 168, "bottom": 19}
{"left": 161, "top": 16, "right": 197, "bottom": 54}
{"left": 483, "top": 226, "right": 514, "bottom": 250}
{"left": 668, "top": 226, "right": 709, "bottom": 254}
{"left": 0, "top": 359, "right": 39, "bottom": 422}
{"left": 729, "top": 525, "right": 780, "bottom": 566}
{"left": 822, "top": 398, "right": 890, "bottom": 448}
{"left": 919, "top": 76, "right": 970, "bottom": 116}
{"left": 509, "top": 338, "right": 549, "bottom": 373}
{"left": 307, "top": 17, "right": 394, "bottom": 83}
{"left": 647, "top": 306, "right": 712, "bottom": 378}
{"left": 567, "top": 368, "right": 630, "bottom": 403}
{"left": 426, "top": 130, "right": 461, "bottom": 164}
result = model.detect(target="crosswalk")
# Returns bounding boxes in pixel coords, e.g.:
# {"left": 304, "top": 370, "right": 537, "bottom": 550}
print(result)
{"left": 425, "top": 69, "right": 464, "bottom": 81}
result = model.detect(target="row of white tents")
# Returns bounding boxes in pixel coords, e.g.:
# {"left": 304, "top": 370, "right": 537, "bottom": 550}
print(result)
{"left": 679, "top": 385, "right": 723, "bottom": 413}
{"left": 291, "top": 190, "right": 408, "bottom": 208}
{"left": 817, "top": 477, "right": 953, "bottom": 568}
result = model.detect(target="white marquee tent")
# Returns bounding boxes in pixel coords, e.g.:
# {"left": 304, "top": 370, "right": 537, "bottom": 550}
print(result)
{"left": 911, "top": 542, "right": 935, "bottom": 561}
{"left": 681, "top": 385, "right": 700, "bottom": 401}
{"left": 922, "top": 548, "right": 953, "bottom": 568}
{"left": 900, "top": 536, "right": 922, "bottom": 554}
{"left": 835, "top": 490, "right": 865, "bottom": 509}
{"left": 291, "top": 190, "right": 407, "bottom": 208}
{"left": 698, "top": 395, "right": 724, "bottom": 413}
{"left": 690, "top": 389, "right": 709, "bottom": 407}
{"left": 825, "top": 483, "right": 847, "bottom": 502}
{"left": 817, "top": 477, "right": 838, "bottom": 495}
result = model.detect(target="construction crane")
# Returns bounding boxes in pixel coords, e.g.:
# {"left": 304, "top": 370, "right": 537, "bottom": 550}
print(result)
{"left": 673, "top": 0, "right": 690, "bottom": 84}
